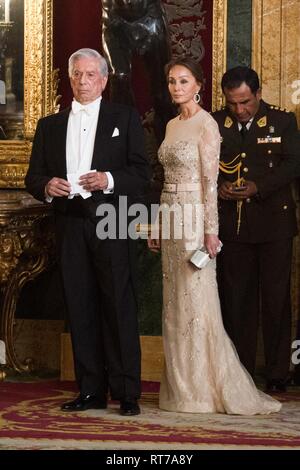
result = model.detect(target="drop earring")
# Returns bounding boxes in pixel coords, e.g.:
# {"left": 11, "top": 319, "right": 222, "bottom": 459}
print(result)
{"left": 193, "top": 93, "right": 201, "bottom": 104}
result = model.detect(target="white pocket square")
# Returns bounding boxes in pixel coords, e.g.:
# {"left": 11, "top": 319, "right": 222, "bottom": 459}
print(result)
{"left": 112, "top": 127, "right": 119, "bottom": 137}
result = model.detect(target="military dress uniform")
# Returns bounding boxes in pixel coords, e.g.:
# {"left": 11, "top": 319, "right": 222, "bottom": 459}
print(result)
{"left": 212, "top": 100, "right": 300, "bottom": 383}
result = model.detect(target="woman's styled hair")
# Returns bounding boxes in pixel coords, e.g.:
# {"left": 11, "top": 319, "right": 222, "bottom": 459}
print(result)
{"left": 164, "top": 56, "right": 204, "bottom": 85}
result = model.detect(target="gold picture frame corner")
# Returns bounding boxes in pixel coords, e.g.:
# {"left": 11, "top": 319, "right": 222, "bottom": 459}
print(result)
{"left": 0, "top": 0, "right": 55, "bottom": 189}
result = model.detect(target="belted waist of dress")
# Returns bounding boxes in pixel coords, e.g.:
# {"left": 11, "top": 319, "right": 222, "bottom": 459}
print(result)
{"left": 163, "top": 182, "right": 201, "bottom": 192}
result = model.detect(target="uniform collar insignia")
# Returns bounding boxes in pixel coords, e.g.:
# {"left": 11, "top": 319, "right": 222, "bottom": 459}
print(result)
{"left": 224, "top": 116, "right": 233, "bottom": 128}
{"left": 257, "top": 116, "right": 267, "bottom": 127}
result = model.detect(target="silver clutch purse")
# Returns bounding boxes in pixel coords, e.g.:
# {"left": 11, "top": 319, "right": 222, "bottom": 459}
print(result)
{"left": 189, "top": 243, "right": 222, "bottom": 269}
{"left": 189, "top": 248, "right": 210, "bottom": 269}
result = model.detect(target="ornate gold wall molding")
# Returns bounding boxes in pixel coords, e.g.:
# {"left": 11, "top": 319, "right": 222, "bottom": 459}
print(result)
{"left": 0, "top": 141, "right": 32, "bottom": 187}
{"left": 0, "top": 191, "right": 55, "bottom": 372}
{"left": 24, "top": 0, "right": 56, "bottom": 139}
{"left": 252, "top": 0, "right": 300, "bottom": 124}
{"left": 212, "top": 0, "right": 227, "bottom": 111}
{"left": 0, "top": 0, "right": 58, "bottom": 188}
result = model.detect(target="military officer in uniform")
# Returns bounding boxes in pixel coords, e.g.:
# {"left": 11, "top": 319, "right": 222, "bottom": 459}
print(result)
{"left": 212, "top": 66, "right": 300, "bottom": 392}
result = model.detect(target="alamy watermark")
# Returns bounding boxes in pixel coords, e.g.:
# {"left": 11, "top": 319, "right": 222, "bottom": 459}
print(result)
{"left": 95, "top": 196, "right": 203, "bottom": 250}
{"left": 291, "top": 80, "right": 300, "bottom": 105}
{"left": 291, "top": 340, "right": 300, "bottom": 365}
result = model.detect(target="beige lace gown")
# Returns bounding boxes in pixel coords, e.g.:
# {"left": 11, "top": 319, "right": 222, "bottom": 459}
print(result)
{"left": 158, "top": 109, "right": 281, "bottom": 415}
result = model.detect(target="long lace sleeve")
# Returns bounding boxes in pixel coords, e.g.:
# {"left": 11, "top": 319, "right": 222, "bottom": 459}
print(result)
{"left": 198, "top": 117, "right": 220, "bottom": 235}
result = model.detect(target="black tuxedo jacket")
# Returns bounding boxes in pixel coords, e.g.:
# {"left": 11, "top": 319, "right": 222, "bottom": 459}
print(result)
{"left": 212, "top": 101, "right": 300, "bottom": 243}
{"left": 25, "top": 100, "right": 150, "bottom": 212}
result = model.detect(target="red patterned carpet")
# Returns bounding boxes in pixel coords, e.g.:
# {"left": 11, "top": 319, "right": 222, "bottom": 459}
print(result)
{"left": 0, "top": 380, "right": 300, "bottom": 450}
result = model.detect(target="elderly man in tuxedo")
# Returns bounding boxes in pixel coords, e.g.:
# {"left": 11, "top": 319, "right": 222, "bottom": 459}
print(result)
{"left": 25, "top": 48, "right": 150, "bottom": 416}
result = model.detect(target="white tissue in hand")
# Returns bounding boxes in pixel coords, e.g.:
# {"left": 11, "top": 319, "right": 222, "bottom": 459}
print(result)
{"left": 67, "top": 169, "right": 96, "bottom": 195}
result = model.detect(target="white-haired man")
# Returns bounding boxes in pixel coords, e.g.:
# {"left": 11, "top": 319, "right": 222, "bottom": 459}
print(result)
{"left": 26, "top": 48, "right": 150, "bottom": 416}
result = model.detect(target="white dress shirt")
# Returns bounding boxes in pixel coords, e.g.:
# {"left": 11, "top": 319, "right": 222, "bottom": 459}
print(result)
{"left": 238, "top": 117, "right": 254, "bottom": 131}
{"left": 66, "top": 96, "right": 114, "bottom": 198}
{"left": 46, "top": 96, "right": 114, "bottom": 202}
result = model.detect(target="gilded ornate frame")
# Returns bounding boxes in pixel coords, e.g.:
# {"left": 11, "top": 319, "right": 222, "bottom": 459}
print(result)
{"left": 212, "top": 0, "right": 227, "bottom": 111}
{"left": 0, "top": 0, "right": 59, "bottom": 189}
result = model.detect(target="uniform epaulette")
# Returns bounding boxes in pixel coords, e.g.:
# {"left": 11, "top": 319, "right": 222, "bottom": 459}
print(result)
{"left": 213, "top": 106, "right": 226, "bottom": 113}
{"left": 269, "top": 104, "right": 289, "bottom": 113}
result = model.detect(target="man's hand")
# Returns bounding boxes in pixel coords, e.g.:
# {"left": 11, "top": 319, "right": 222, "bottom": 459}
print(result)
{"left": 218, "top": 180, "right": 258, "bottom": 200}
{"left": 45, "top": 177, "right": 71, "bottom": 197}
{"left": 79, "top": 171, "right": 108, "bottom": 191}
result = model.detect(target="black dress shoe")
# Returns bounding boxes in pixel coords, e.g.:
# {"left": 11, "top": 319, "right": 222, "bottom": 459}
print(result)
{"left": 120, "top": 399, "right": 140, "bottom": 416}
{"left": 265, "top": 380, "right": 287, "bottom": 393}
{"left": 61, "top": 394, "right": 107, "bottom": 412}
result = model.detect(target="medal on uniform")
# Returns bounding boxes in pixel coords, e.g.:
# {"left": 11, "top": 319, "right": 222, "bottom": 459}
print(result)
{"left": 257, "top": 136, "right": 281, "bottom": 144}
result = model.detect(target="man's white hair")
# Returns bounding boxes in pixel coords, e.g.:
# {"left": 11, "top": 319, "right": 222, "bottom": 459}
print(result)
{"left": 68, "top": 48, "right": 108, "bottom": 77}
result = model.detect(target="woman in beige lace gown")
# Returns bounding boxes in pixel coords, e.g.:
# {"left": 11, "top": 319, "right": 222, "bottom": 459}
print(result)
{"left": 149, "top": 57, "right": 281, "bottom": 415}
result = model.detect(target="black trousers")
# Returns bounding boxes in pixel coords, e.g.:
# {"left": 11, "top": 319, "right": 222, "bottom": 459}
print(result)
{"left": 56, "top": 199, "right": 141, "bottom": 401}
{"left": 217, "top": 238, "right": 293, "bottom": 381}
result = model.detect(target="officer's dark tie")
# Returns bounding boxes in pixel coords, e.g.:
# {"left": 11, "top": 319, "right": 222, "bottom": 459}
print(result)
{"left": 240, "top": 122, "right": 249, "bottom": 139}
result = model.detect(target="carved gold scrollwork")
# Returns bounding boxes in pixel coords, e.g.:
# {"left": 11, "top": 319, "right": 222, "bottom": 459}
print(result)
{"left": 0, "top": 231, "right": 21, "bottom": 284}
{"left": 52, "top": 68, "right": 62, "bottom": 115}
{"left": 24, "top": 0, "right": 54, "bottom": 139}
{"left": 0, "top": 1, "right": 57, "bottom": 375}
{"left": 212, "top": 0, "right": 227, "bottom": 111}
{"left": 0, "top": 191, "right": 55, "bottom": 372}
